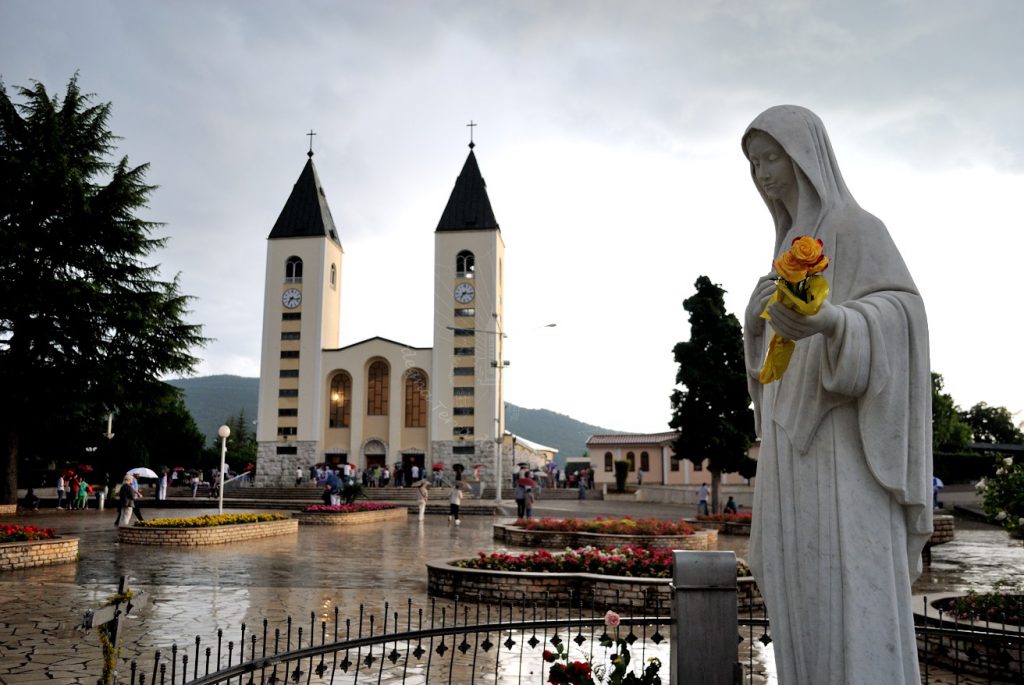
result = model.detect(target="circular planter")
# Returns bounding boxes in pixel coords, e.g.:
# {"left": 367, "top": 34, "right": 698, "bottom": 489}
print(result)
{"left": 427, "top": 556, "right": 761, "bottom": 613}
{"left": 118, "top": 518, "right": 298, "bottom": 546}
{"left": 294, "top": 507, "right": 406, "bottom": 525}
{"left": 0, "top": 537, "right": 79, "bottom": 571}
{"left": 913, "top": 593, "right": 1022, "bottom": 680}
{"left": 493, "top": 523, "right": 717, "bottom": 550}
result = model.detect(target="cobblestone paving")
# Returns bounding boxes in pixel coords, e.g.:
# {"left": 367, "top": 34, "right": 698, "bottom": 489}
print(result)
{"left": 0, "top": 494, "right": 1018, "bottom": 684}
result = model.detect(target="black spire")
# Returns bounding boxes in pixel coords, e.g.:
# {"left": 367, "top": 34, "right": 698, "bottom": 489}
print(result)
{"left": 268, "top": 156, "right": 341, "bottom": 245}
{"left": 436, "top": 147, "right": 499, "bottom": 232}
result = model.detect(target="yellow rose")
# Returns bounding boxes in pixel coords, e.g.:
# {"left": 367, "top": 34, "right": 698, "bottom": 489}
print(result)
{"left": 789, "top": 236, "right": 823, "bottom": 265}
{"left": 773, "top": 252, "right": 807, "bottom": 283}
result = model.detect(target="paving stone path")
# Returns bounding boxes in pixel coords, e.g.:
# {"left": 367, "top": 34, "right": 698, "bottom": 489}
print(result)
{"left": 0, "top": 492, "right": 1015, "bottom": 684}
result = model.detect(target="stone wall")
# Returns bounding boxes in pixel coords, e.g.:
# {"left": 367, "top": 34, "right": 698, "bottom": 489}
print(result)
{"left": 0, "top": 504, "right": 17, "bottom": 515}
{"left": 493, "top": 523, "right": 718, "bottom": 550}
{"left": 0, "top": 537, "right": 79, "bottom": 571}
{"left": 428, "top": 558, "right": 762, "bottom": 613}
{"left": 118, "top": 518, "right": 298, "bottom": 546}
{"left": 256, "top": 441, "right": 320, "bottom": 486}
{"left": 294, "top": 507, "right": 406, "bottom": 525}
{"left": 930, "top": 514, "right": 955, "bottom": 545}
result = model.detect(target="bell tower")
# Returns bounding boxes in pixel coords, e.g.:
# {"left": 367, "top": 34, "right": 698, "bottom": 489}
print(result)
{"left": 256, "top": 149, "right": 343, "bottom": 479}
{"left": 431, "top": 141, "right": 505, "bottom": 476}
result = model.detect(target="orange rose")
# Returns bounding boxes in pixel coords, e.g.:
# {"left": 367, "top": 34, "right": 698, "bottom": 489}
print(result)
{"left": 774, "top": 236, "right": 829, "bottom": 282}
{"left": 773, "top": 252, "right": 807, "bottom": 283}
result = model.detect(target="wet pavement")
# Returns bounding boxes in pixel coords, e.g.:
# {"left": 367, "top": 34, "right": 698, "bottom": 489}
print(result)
{"left": 0, "top": 492, "right": 1020, "bottom": 683}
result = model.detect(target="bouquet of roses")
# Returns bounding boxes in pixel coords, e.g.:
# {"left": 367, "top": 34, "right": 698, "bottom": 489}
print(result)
{"left": 758, "top": 236, "right": 830, "bottom": 383}
{"left": 542, "top": 611, "right": 661, "bottom": 685}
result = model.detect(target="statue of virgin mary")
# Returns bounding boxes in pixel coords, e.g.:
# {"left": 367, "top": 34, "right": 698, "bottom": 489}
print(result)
{"left": 741, "top": 105, "right": 932, "bottom": 684}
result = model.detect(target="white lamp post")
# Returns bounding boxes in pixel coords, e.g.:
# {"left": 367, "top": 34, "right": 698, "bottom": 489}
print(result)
{"left": 217, "top": 424, "right": 230, "bottom": 514}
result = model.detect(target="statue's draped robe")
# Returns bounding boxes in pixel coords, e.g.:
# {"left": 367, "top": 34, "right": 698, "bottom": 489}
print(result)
{"left": 742, "top": 106, "right": 932, "bottom": 685}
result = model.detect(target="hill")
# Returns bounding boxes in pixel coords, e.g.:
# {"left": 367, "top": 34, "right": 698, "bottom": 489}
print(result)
{"left": 167, "top": 375, "right": 625, "bottom": 460}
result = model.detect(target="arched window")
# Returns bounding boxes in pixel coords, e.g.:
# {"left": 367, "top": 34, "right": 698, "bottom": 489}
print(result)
{"left": 329, "top": 372, "right": 352, "bottom": 428}
{"left": 456, "top": 250, "right": 475, "bottom": 277}
{"left": 405, "top": 369, "right": 428, "bottom": 428}
{"left": 626, "top": 451, "right": 636, "bottom": 472}
{"left": 640, "top": 451, "right": 650, "bottom": 471}
{"left": 285, "top": 256, "right": 303, "bottom": 283}
{"left": 367, "top": 360, "right": 389, "bottom": 415}
{"left": 604, "top": 452, "right": 613, "bottom": 472}
{"left": 330, "top": 263, "right": 337, "bottom": 288}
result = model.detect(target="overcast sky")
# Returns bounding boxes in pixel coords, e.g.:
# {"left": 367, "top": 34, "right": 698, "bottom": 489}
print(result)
{"left": 3, "top": 0, "right": 1022, "bottom": 433}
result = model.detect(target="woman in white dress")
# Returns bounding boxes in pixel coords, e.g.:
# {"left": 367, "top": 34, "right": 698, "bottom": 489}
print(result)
{"left": 742, "top": 105, "right": 932, "bottom": 685}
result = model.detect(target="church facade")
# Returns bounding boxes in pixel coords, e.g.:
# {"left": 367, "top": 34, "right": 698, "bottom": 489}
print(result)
{"left": 255, "top": 144, "right": 506, "bottom": 486}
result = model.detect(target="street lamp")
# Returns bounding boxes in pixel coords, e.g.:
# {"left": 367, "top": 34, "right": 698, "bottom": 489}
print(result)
{"left": 217, "top": 424, "right": 230, "bottom": 514}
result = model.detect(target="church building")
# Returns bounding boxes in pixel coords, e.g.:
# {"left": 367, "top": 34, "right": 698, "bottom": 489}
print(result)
{"left": 255, "top": 142, "right": 506, "bottom": 486}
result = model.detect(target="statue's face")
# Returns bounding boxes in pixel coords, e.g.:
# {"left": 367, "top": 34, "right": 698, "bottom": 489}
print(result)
{"left": 746, "top": 132, "right": 795, "bottom": 201}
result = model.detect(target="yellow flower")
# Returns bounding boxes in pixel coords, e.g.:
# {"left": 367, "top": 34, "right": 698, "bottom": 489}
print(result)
{"left": 773, "top": 251, "right": 807, "bottom": 283}
{"left": 774, "top": 236, "right": 829, "bottom": 283}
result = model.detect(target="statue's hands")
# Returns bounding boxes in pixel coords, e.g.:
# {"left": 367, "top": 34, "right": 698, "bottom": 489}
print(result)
{"left": 767, "top": 299, "right": 841, "bottom": 340}
{"left": 745, "top": 275, "right": 777, "bottom": 334}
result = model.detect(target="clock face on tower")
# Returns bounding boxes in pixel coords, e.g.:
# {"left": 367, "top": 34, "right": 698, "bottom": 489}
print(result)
{"left": 454, "top": 282, "right": 475, "bottom": 304}
{"left": 282, "top": 288, "right": 302, "bottom": 309}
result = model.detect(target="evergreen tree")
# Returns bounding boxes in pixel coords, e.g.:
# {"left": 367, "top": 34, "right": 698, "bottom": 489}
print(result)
{"left": 0, "top": 75, "right": 206, "bottom": 502}
{"left": 931, "top": 373, "right": 972, "bottom": 453}
{"left": 223, "top": 409, "right": 258, "bottom": 470}
{"left": 669, "top": 276, "right": 755, "bottom": 512}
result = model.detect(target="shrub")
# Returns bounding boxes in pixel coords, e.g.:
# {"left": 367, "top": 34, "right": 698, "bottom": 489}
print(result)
{"left": 696, "top": 513, "right": 752, "bottom": 524}
{"left": 977, "top": 456, "right": 1024, "bottom": 538}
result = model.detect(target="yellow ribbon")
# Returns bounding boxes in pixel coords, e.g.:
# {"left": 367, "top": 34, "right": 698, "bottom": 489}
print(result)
{"left": 758, "top": 275, "right": 830, "bottom": 384}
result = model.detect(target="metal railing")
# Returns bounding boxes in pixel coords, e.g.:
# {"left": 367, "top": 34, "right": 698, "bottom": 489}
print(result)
{"left": 118, "top": 553, "right": 1023, "bottom": 685}
{"left": 116, "top": 592, "right": 672, "bottom": 685}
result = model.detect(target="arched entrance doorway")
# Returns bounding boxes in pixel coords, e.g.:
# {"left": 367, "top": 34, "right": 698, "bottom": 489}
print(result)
{"left": 363, "top": 439, "right": 387, "bottom": 470}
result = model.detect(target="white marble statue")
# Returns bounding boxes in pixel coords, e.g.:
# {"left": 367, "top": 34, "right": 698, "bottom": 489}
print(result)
{"left": 742, "top": 105, "right": 933, "bottom": 684}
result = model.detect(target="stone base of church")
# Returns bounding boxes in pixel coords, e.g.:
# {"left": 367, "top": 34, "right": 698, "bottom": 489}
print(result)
{"left": 256, "top": 441, "right": 320, "bottom": 486}
{"left": 430, "top": 440, "right": 501, "bottom": 475}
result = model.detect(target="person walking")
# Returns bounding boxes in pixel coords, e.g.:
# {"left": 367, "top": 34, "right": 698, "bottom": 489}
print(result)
{"left": 56, "top": 474, "right": 66, "bottom": 510}
{"left": 448, "top": 482, "right": 464, "bottom": 526}
{"left": 514, "top": 479, "right": 527, "bottom": 518}
{"left": 295, "top": 466, "right": 304, "bottom": 486}
{"left": 157, "top": 471, "right": 168, "bottom": 501}
{"left": 415, "top": 480, "right": 429, "bottom": 521}
{"left": 697, "top": 483, "right": 709, "bottom": 516}
{"left": 524, "top": 486, "right": 535, "bottom": 519}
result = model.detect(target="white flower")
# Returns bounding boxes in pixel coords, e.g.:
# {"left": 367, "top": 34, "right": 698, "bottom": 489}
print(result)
{"left": 996, "top": 467, "right": 1006, "bottom": 476}
{"left": 1019, "top": 517, "right": 1024, "bottom": 527}
{"left": 975, "top": 478, "right": 987, "bottom": 492}
{"left": 995, "top": 511, "right": 1008, "bottom": 521}
{"left": 1005, "top": 457, "right": 1014, "bottom": 466}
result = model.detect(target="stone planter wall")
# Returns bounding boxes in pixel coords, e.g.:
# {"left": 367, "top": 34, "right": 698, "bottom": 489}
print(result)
{"left": 493, "top": 523, "right": 717, "bottom": 550}
{"left": 0, "top": 537, "right": 79, "bottom": 571}
{"left": 428, "top": 558, "right": 761, "bottom": 613}
{"left": 930, "top": 514, "right": 955, "bottom": 545}
{"left": 294, "top": 507, "right": 406, "bottom": 525}
{"left": 118, "top": 519, "right": 297, "bottom": 546}
{"left": 0, "top": 504, "right": 17, "bottom": 515}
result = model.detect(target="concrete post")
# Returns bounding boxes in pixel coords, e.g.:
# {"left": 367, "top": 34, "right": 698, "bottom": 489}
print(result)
{"left": 671, "top": 550, "right": 739, "bottom": 685}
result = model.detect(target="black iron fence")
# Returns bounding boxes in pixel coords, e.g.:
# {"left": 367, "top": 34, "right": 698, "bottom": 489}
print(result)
{"left": 116, "top": 555, "right": 1023, "bottom": 685}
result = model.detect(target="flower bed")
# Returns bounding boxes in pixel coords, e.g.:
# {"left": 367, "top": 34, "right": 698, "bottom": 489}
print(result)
{"left": 428, "top": 548, "right": 760, "bottom": 613}
{"left": 295, "top": 502, "right": 406, "bottom": 526}
{"left": 1, "top": 525, "right": 77, "bottom": 571}
{"left": 915, "top": 593, "right": 1023, "bottom": 680}
{"left": 1, "top": 524, "right": 56, "bottom": 542}
{"left": 119, "top": 513, "right": 297, "bottom": 546}
{"left": 693, "top": 513, "right": 752, "bottom": 535}
{"left": 494, "top": 517, "right": 716, "bottom": 550}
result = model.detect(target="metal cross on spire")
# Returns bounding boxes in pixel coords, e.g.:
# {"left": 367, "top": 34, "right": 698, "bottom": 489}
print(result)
{"left": 466, "top": 120, "right": 477, "bottom": 149}
{"left": 306, "top": 129, "right": 317, "bottom": 158}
